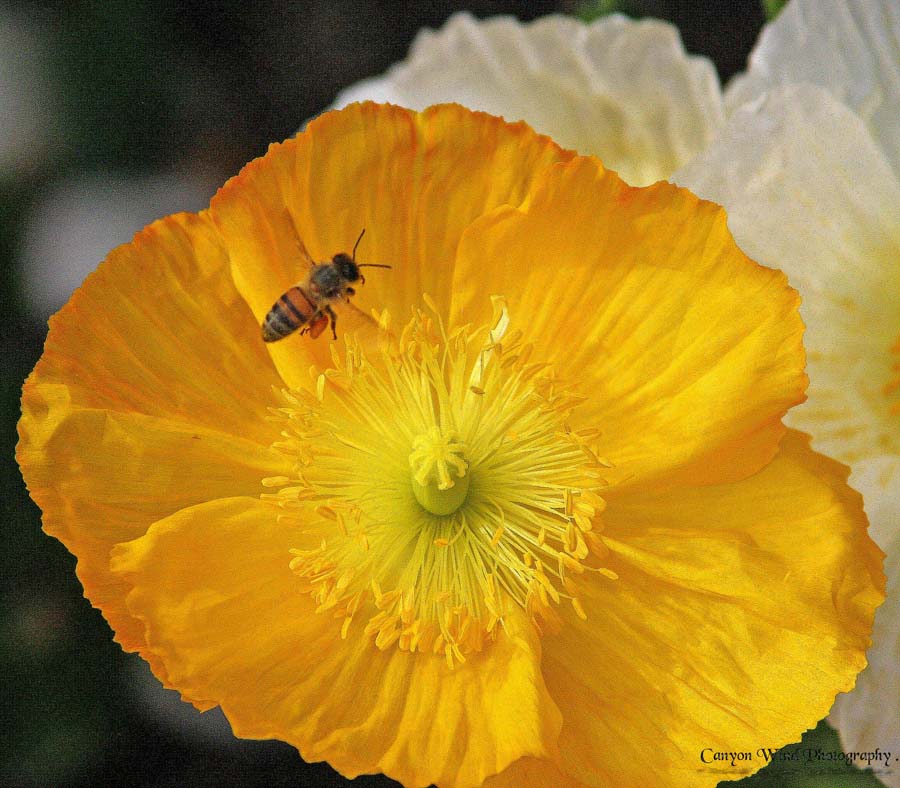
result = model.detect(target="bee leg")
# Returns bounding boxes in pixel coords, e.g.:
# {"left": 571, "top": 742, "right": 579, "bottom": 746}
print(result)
{"left": 345, "top": 287, "right": 356, "bottom": 301}
{"left": 325, "top": 305, "right": 338, "bottom": 339}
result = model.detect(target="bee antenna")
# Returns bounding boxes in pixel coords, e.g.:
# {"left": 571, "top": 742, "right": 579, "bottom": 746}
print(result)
{"left": 352, "top": 228, "right": 366, "bottom": 261}
{"left": 357, "top": 263, "right": 392, "bottom": 269}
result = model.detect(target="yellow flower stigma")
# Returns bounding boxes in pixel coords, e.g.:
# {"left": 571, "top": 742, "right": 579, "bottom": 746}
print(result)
{"left": 265, "top": 300, "right": 611, "bottom": 663}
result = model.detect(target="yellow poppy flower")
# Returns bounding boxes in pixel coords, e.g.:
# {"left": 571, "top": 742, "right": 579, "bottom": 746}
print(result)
{"left": 17, "top": 102, "right": 883, "bottom": 788}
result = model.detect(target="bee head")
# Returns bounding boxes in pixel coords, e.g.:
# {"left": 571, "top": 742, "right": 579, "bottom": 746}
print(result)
{"left": 332, "top": 253, "right": 361, "bottom": 283}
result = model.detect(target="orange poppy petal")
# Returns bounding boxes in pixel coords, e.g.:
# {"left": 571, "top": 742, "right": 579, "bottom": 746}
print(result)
{"left": 483, "top": 757, "right": 588, "bottom": 788}
{"left": 209, "top": 102, "right": 574, "bottom": 389}
{"left": 26, "top": 211, "right": 283, "bottom": 441}
{"left": 17, "top": 211, "right": 290, "bottom": 681}
{"left": 451, "top": 156, "right": 805, "bottom": 488}
{"left": 110, "top": 496, "right": 563, "bottom": 788}
{"left": 540, "top": 430, "right": 883, "bottom": 787}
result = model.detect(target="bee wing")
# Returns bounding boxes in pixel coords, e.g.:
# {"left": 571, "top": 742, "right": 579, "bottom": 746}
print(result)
{"left": 283, "top": 210, "right": 316, "bottom": 270}
{"left": 336, "top": 298, "right": 380, "bottom": 332}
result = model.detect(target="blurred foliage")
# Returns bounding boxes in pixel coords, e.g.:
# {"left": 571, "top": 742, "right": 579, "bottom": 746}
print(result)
{"left": 575, "top": 0, "right": 642, "bottom": 21}
{"left": 3, "top": 2, "right": 889, "bottom": 788}
{"left": 763, "top": 0, "right": 788, "bottom": 20}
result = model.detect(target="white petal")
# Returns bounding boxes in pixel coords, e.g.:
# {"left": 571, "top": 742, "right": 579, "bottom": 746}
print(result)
{"left": 333, "top": 12, "right": 724, "bottom": 185}
{"left": 727, "top": 0, "right": 900, "bottom": 179}
{"left": 675, "top": 84, "right": 900, "bottom": 462}
{"left": 829, "top": 454, "right": 900, "bottom": 788}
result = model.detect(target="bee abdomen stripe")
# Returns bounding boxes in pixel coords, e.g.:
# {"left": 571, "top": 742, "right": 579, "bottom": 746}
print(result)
{"left": 295, "top": 287, "right": 319, "bottom": 309}
{"left": 267, "top": 308, "right": 294, "bottom": 331}
{"left": 279, "top": 294, "right": 306, "bottom": 322}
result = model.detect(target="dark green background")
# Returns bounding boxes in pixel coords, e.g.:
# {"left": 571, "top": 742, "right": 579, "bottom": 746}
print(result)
{"left": 1, "top": 1, "right": 884, "bottom": 786}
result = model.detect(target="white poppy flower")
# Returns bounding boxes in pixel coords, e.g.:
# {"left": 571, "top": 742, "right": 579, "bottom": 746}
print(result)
{"left": 675, "top": 1, "right": 900, "bottom": 783}
{"left": 332, "top": 12, "right": 724, "bottom": 186}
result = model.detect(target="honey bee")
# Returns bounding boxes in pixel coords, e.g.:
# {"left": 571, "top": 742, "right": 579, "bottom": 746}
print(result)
{"left": 261, "top": 227, "right": 390, "bottom": 343}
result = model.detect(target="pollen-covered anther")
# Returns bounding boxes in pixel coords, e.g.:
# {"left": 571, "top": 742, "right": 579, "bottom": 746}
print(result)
{"left": 264, "top": 302, "right": 618, "bottom": 663}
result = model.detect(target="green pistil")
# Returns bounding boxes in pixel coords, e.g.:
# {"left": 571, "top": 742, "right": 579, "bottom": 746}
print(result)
{"left": 409, "top": 426, "right": 470, "bottom": 516}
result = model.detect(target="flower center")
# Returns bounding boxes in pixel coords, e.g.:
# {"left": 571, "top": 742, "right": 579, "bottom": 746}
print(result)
{"left": 263, "top": 299, "right": 615, "bottom": 665}
{"left": 409, "top": 426, "right": 470, "bottom": 515}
